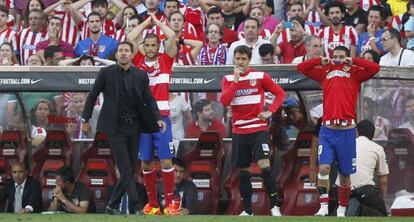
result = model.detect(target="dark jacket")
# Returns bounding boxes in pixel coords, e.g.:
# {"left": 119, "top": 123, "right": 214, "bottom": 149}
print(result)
{"left": 0, "top": 176, "right": 43, "bottom": 213}
{"left": 82, "top": 64, "right": 161, "bottom": 136}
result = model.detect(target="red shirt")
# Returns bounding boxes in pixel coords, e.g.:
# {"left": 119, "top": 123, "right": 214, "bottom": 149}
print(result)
{"left": 297, "top": 58, "right": 380, "bottom": 123}
{"left": 222, "top": 28, "right": 238, "bottom": 47}
{"left": 278, "top": 40, "right": 307, "bottom": 64}
{"left": 220, "top": 69, "right": 286, "bottom": 134}
{"left": 36, "top": 39, "right": 75, "bottom": 58}
{"left": 132, "top": 52, "right": 174, "bottom": 116}
{"left": 185, "top": 120, "right": 226, "bottom": 138}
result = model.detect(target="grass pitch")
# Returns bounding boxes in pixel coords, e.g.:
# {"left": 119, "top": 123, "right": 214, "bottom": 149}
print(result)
{"left": 0, "top": 214, "right": 412, "bottom": 222}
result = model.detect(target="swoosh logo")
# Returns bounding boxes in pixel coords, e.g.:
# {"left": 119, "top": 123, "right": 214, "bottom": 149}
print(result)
{"left": 289, "top": 78, "right": 301, "bottom": 84}
{"left": 203, "top": 78, "right": 216, "bottom": 84}
{"left": 30, "top": 79, "right": 42, "bottom": 84}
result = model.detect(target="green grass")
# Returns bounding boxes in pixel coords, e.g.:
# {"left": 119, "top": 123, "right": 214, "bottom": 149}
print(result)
{"left": 0, "top": 214, "right": 412, "bottom": 222}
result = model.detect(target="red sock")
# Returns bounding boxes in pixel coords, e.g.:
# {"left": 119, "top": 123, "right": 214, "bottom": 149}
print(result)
{"left": 162, "top": 167, "right": 175, "bottom": 206}
{"left": 338, "top": 186, "right": 351, "bottom": 207}
{"left": 143, "top": 169, "right": 159, "bottom": 208}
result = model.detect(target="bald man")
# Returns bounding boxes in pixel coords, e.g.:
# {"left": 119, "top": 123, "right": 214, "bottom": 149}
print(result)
{"left": 0, "top": 161, "right": 43, "bottom": 213}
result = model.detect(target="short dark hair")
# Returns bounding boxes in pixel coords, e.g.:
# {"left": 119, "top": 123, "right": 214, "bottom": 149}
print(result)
{"left": 129, "top": 15, "right": 143, "bottom": 24}
{"left": 194, "top": 99, "right": 211, "bottom": 114}
{"left": 92, "top": 0, "right": 108, "bottom": 8}
{"left": 362, "top": 50, "right": 381, "bottom": 64}
{"left": 123, "top": 5, "right": 138, "bottom": 17}
{"left": 333, "top": 45, "right": 350, "bottom": 57}
{"left": 244, "top": 17, "right": 259, "bottom": 28}
{"left": 324, "top": 1, "right": 346, "bottom": 16}
{"left": 44, "top": 45, "right": 62, "bottom": 60}
{"left": 75, "top": 55, "right": 95, "bottom": 66}
{"left": 118, "top": 41, "right": 134, "bottom": 52}
{"left": 207, "top": 6, "right": 224, "bottom": 18}
{"left": 168, "top": 11, "right": 184, "bottom": 22}
{"left": 290, "top": 15, "right": 305, "bottom": 29}
{"left": 0, "top": 5, "right": 9, "bottom": 14}
{"left": 88, "top": 11, "right": 102, "bottom": 22}
{"left": 357, "top": 120, "right": 375, "bottom": 140}
{"left": 368, "top": 5, "right": 386, "bottom": 20}
{"left": 48, "top": 16, "right": 62, "bottom": 24}
{"left": 408, "top": 0, "right": 414, "bottom": 11}
{"left": 56, "top": 165, "right": 75, "bottom": 184}
{"left": 383, "top": 28, "right": 402, "bottom": 45}
{"left": 288, "top": 2, "right": 303, "bottom": 11}
{"left": 164, "top": 0, "right": 179, "bottom": 8}
{"left": 173, "top": 157, "right": 186, "bottom": 169}
{"left": 259, "top": 43, "right": 274, "bottom": 57}
{"left": 144, "top": 33, "right": 160, "bottom": 43}
{"left": 234, "top": 45, "right": 252, "bottom": 59}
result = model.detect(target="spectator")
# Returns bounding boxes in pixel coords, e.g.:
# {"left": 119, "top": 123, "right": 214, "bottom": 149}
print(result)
{"left": 44, "top": 45, "right": 65, "bottom": 66}
{"left": 361, "top": 50, "right": 381, "bottom": 63}
{"left": 20, "top": 0, "right": 45, "bottom": 29}
{"left": 115, "top": 11, "right": 141, "bottom": 42}
{"left": 169, "top": 93, "right": 192, "bottom": 151}
{"left": 283, "top": 97, "right": 307, "bottom": 131}
{"left": 292, "top": 35, "right": 323, "bottom": 63}
{"left": 259, "top": 43, "right": 277, "bottom": 64}
{"left": 404, "top": 0, "right": 414, "bottom": 50}
{"left": 206, "top": 0, "right": 245, "bottom": 31}
{"left": 70, "top": 0, "right": 117, "bottom": 39}
{"left": 345, "top": 120, "right": 388, "bottom": 216}
{"left": 343, "top": 0, "right": 367, "bottom": 35}
{"left": 164, "top": 0, "right": 180, "bottom": 19}
{"left": 168, "top": 11, "right": 203, "bottom": 65}
{"left": 241, "top": 0, "right": 278, "bottom": 33}
{"left": 157, "top": 158, "right": 197, "bottom": 215}
{"left": 74, "top": 12, "right": 118, "bottom": 59}
{"left": 30, "top": 99, "right": 52, "bottom": 129}
{"left": 0, "top": 161, "right": 42, "bottom": 213}
{"left": 357, "top": 6, "right": 387, "bottom": 56}
{"left": 66, "top": 93, "right": 88, "bottom": 139}
{"left": 0, "top": 42, "right": 19, "bottom": 66}
{"left": 319, "top": 1, "right": 358, "bottom": 58}
{"left": 227, "top": 17, "right": 269, "bottom": 64}
{"left": 379, "top": 28, "right": 414, "bottom": 66}
{"left": 139, "top": 0, "right": 166, "bottom": 20}
{"left": 198, "top": 23, "right": 229, "bottom": 65}
{"left": 17, "top": 9, "right": 47, "bottom": 65}
{"left": 206, "top": 7, "right": 238, "bottom": 47}
{"left": 399, "top": 95, "right": 414, "bottom": 134}
{"left": 0, "top": 5, "right": 17, "bottom": 52}
{"left": 58, "top": 55, "right": 116, "bottom": 66}
{"left": 362, "top": 97, "right": 391, "bottom": 139}
{"left": 112, "top": 3, "right": 138, "bottom": 30}
{"left": 186, "top": 99, "right": 226, "bottom": 138}
{"left": 238, "top": 7, "right": 272, "bottom": 40}
{"left": 48, "top": 166, "right": 95, "bottom": 213}
{"left": 26, "top": 54, "right": 43, "bottom": 66}
{"left": 271, "top": 16, "right": 307, "bottom": 64}
{"left": 182, "top": 0, "right": 209, "bottom": 38}
{"left": 36, "top": 16, "right": 75, "bottom": 61}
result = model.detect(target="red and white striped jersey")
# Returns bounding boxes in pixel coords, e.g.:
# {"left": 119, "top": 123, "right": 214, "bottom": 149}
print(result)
{"left": 238, "top": 28, "right": 272, "bottom": 41}
{"left": 150, "top": 21, "right": 197, "bottom": 41}
{"left": 17, "top": 28, "right": 48, "bottom": 65}
{"left": 220, "top": 69, "right": 286, "bottom": 134}
{"left": 388, "top": 14, "right": 404, "bottom": 31}
{"left": 81, "top": 18, "right": 116, "bottom": 39}
{"left": 306, "top": 9, "right": 322, "bottom": 28}
{"left": 319, "top": 25, "right": 358, "bottom": 57}
{"left": 52, "top": 6, "right": 81, "bottom": 46}
{"left": 277, "top": 24, "right": 319, "bottom": 44}
{"left": 115, "top": 28, "right": 126, "bottom": 42}
{"left": 132, "top": 52, "right": 175, "bottom": 116}
{"left": 360, "top": 0, "right": 380, "bottom": 11}
{"left": 0, "top": 28, "right": 17, "bottom": 50}
{"left": 4, "top": 0, "right": 14, "bottom": 9}
{"left": 176, "top": 44, "right": 196, "bottom": 65}
{"left": 183, "top": 6, "right": 206, "bottom": 38}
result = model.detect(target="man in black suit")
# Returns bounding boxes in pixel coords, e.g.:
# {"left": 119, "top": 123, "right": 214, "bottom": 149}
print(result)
{"left": 0, "top": 161, "right": 42, "bottom": 213}
{"left": 82, "top": 41, "right": 166, "bottom": 215}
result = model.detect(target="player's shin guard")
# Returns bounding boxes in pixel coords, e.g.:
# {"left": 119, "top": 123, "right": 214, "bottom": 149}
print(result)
{"left": 240, "top": 170, "right": 252, "bottom": 215}
{"left": 261, "top": 167, "right": 280, "bottom": 207}
{"left": 317, "top": 173, "right": 329, "bottom": 206}
{"left": 143, "top": 169, "right": 159, "bottom": 208}
{"left": 338, "top": 185, "right": 351, "bottom": 207}
{"left": 162, "top": 167, "right": 175, "bottom": 206}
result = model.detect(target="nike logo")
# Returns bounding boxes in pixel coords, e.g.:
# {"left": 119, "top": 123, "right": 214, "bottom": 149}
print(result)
{"left": 270, "top": 192, "right": 278, "bottom": 197}
{"left": 288, "top": 78, "right": 301, "bottom": 84}
{"left": 30, "top": 79, "right": 42, "bottom": 84}
{"left": 203, "top": 78, "right": 216, "bottom": 84}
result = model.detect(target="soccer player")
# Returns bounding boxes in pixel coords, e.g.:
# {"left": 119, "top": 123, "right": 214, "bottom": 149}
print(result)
{"left": 131, "top": 13, "right": 178, "bottom": 215}
{"left": 220, "top": 45, "right": 286, "bottom": 216}
{"left": 297, "top": 46, "right": 380, "bottom": 217}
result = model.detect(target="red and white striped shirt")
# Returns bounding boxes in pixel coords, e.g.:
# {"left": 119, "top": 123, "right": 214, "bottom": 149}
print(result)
{"left": 0, "top": 28, "right": 17, "bottom": 50}
{"left": 55, "top": 9, "right": 81, "bottom": 46}
{"left": 17, "top": 28, "right": 48, "bottom": 65}
{"left": 220, "top": 69, "right": 286, "bottom": 134}
{"left": 132, "top": 52, "right": 175, "bottom": 116}
{"left": 4, "top": 0, "right": 15, "bottom": 27}
{"left": 150, "top": 21, "right": 197, "bottom": 41}
{"left": 115, "top": 28, "right": 126, "bottom": 42}
{"left": 183, "top": 6, "right": 206, "bottom": 38}
{"left": 360, "top": 0, "right": 380, "bottom": 11}
{"left": 319, "top": 25, "right": 358, "bottom": 57}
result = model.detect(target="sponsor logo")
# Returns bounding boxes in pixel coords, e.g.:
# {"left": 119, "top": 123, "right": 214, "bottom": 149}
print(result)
{"left": 235, "top": 88, "right": 258, "bottom": 96}
{"left": 203, "top": 78, "right": 215, "bottom": 84}
{"left": 22, "top": 44, "right": 36, "bottom": 50}
{"left": 47, "top": 115, "right": 78, "bottom": 124}
{"left": 328, "top": 41, "right": 345, "bottom": 50}
{"left": 250, "top": 79, "right": 257, "bottom": 86}
{"left": 78, "top": 78, "right": 96, "bottom": 84}
{"left": 305, "top": 193, "right": 313, "bottom": 203}
{"left": 170, "top": 77, "right": 204, "bottom": 84}
{"left": 30, "top": 79, "right": 42, "bottom": 84}
{"left": 289, "top": 78, "right": 301, "bottom": 84}
{"left": 326, "top": 70, "right": 351, "bottom": 79}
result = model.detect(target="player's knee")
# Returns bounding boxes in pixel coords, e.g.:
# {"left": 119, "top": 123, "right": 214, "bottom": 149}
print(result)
{"left": 141, "top": 160, "right": 154, "bottom": 171}
{"left": 160, "top": 159, "right": 173, "bottom": 169}
{"left": 319, "top": 164, "right": 330, "bottom": 174}
{"left": 257, "top": 159, "right": 270, "bottom": 169}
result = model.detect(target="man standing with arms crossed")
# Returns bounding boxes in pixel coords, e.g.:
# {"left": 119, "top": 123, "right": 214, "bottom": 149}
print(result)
{"left": 221, "top": 45, "right": 286, "bottom": 216}
{"left": 298, "top": 46, "right": 380, "bottom": 217}
{"left": 82, "top": 42, "right": 165, "bottom": 215}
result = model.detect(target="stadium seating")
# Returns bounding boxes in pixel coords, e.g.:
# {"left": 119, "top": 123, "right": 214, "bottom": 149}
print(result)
{"left": 182, "top": 131, "right": 226, "bottom": 215}
{"left": 78, "top": 132, "right": 117, "bottom": 213}
{"left": 385, "top": 128, "right": 414, "bottom": 194}
{"left": 0, "top": 130, "right": 29, "bottom": 185}
{"left": 31, "top": 130, "right": 74, "bottom": 209}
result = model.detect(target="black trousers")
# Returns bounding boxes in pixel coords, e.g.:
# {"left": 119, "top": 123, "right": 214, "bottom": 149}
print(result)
{"left": 107, "top": 121, "right": 141, "bottom": 213}
{"left": 346, "top": 185, "right": 387, "bottom": 216}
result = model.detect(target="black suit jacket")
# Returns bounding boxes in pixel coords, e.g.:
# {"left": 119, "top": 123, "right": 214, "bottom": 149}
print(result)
{"left": 83, "top": 64, "right": 162, "bottom": 136}
{"left": 0, "top": 176, "right": 43, "bottom": 213}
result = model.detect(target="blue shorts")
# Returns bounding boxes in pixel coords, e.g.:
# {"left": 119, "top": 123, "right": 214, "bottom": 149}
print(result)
{"left": 138, "top": 116, "right": 174, "bottom": 161}
{"left": 318, "top": 126, "right": 356, "bottom": 175}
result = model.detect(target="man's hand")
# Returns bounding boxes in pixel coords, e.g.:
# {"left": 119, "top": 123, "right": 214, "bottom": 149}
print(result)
{"left": 321, "top": 57, "right": 331, "bottom": 66}
{"left": 82, "top": 122, "right": 90, "bottom": 133}
{"left": 158, "top": 120, "right": 166, "bottom": 132}
{"left": 273, "top": 23, "right": 284, "bottom": 36}
{"left": 367, "top": 23, "right": 376, "bottom": 37}
{"left": 257, "top": 111, "right": 272, "bottom": 121}
{"left": 309, "top": 168, "right": 317, "bottom": 186}
{"left": 53, "top": 186, "right": 65, "bottom": 201}
{"left": 344, "top": 57, "right": 353, "bottom": 66}
{"left": 233, "top": 66, "right": 244, "bottom": 83}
